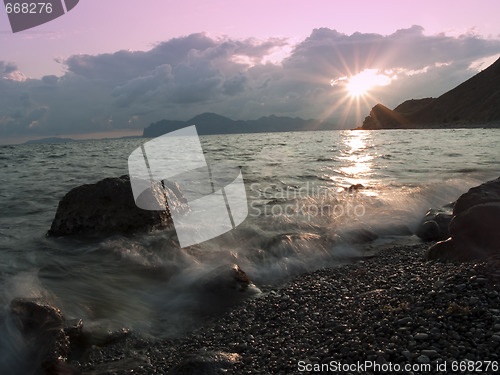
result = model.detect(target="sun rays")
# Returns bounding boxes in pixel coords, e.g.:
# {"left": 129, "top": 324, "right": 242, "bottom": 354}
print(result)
{"left": 325, "top": 66, "right": 396, "bottom": 127}
{"left": 345, "top": 69, "right": 392, "bottom": 98}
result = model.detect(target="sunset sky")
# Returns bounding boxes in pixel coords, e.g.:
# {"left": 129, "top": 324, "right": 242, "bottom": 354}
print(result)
{"left": 1, "top": 0, "right": 500, "bottom": 143}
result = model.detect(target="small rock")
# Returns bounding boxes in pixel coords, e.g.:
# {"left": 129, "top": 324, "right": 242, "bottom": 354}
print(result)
{"left": 417, "top": 355, "right": 430, "bottom": 364}
{"left": 414, "top": 333, "right": 429, "bottom": 340}
{"left": 421, "top": 349, "right": 438, "bottom": 358}
{"left": 401, "top": 350, "right": 413, "bottom": 360}
{"left": 397, "top": 317, "right": 414, "bottom": 326}
{"left": 469, "top": 297, "right": 480, "bottom": 305}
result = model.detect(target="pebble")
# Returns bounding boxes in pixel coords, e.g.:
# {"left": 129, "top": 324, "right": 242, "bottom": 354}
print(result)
{"left": 417, "top": 354, "right": 430, "bottom": 364}
{"left": 397, "top": 317, "right": 414, "bottom": 325}
{"left": 414, "top": 333, "right": 429, "bottom": 340}
{"left": 421, "top": 349, "right": 438, "bottom": 358}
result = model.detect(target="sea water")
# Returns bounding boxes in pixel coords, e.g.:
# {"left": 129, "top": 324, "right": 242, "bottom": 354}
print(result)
{"left": 0, "top": 129, "right": 499, "bottom": 369}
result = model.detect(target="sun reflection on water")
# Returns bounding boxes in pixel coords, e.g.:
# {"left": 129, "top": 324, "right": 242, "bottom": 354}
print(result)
{"left": 325, "top": 130, "right": 378, "bottom": 195}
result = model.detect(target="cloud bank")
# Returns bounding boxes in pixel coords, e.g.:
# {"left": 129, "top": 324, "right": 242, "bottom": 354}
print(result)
{"left": 1, "top": 26, "right": 500, "bottom": 141}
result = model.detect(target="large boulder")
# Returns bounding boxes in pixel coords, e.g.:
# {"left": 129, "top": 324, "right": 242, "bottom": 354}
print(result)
{"left": 48, "top": 175, "right": 186, "bottom": 236}
{"left": 453, "top": 177, "right": 500, "bottom": 215}
{"left": 426, "top": 177, "right": 500, "bottom": 261}
{"left": 449, "top": 203, "right": 500, "bottom": 257}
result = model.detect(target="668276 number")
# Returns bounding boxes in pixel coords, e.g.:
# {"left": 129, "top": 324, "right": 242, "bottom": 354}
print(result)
{"left": 5, "top": 2, "right": 53, "bottom": 14}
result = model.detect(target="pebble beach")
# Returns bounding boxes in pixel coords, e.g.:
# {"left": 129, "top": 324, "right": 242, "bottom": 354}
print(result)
{"left": 75, "top": 240, "right": 500, "bottom": 374}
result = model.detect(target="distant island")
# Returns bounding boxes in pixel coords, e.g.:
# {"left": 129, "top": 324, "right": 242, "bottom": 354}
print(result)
{"left": 143, "top": 113, "right": 336, "bottom": 138}
{"left": 361, "top": 57, "right": 500, "bottom": 129}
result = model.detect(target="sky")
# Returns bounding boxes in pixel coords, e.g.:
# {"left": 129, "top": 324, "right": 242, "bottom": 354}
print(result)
{"left": 1, "top": 0, "right": 500, "bottom": 144}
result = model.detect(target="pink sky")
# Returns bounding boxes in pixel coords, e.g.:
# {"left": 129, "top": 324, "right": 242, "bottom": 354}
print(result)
{"left": 1, "top": 0, "right": 500, "bottom": 78}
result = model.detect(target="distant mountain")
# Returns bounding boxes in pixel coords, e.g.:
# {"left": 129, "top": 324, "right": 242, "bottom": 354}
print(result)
{"left": 362, "top": 58, "right": 500, "bottom": 129}
{"left": 24, "top": 137, "right": 75, "bottom": 144}
{"left": 143, "top": 113, "right": 336, "bottom": 138}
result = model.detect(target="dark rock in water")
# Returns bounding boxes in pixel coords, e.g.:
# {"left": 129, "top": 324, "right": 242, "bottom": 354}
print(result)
{"left": 417, "top": 220, "right": 440, "bottom": 241}
{"left": 426, "top": 177, "right": 500, "bottom": 261}
{"left": 264, "top": 233, "right": 322, "bottom": 258}
{"left": 416, "top": 207, "right": 453, "bottom": 241}
{"left": 195, "top": 264, "right": 260, "bottom": 311}
{"left": 199, "top": 264, "right": 254, "bottom": 294}
{"left": 168, "top": 350, "right": 241, "bottom": 375}
{"left": 10, "top": 298, "right": 65, "bottom": 333}
{"left": 347, "top": 183, "right": 364, "bottom": 192}
{"left": 453, "top": 177, "right": 500, "bottom": 216}
{"left": 48, "top": 175, "right": 184, "bottom": 236}
{"left": 9, "top": 298, "right": 78, "bottom": 374}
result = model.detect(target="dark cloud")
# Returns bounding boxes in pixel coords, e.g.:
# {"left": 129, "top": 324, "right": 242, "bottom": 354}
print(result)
{"left": 1, "top": 27, "right": 500, "bottom": 141}
{"left": 1, "top": 62, "right": 17, "bottom": 75}
{"left": 222, "top": 73, "right": 247, "bottom": 95}
{"left": 41, "top": 75, "right": 59, "bottom": 85}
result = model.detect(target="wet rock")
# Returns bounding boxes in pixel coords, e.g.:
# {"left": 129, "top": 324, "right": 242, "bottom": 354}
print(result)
{"left": 199, "top": 264, "right": 256, "bottom": 294}
{"left": 195, "top": 264, "right": 261, "bottom": 311}
{"left": 416, "top": 207, "right": 453, "bottom": 241}
{"left": 347, "top": 183, "right": 364, "bottom": 192}
{"left": 426, "top": 177, "right": 500, "bottom": 261}
{"left": 48, "top": 175, "right": 185, "bottom": 236}
{"left": 9, "top": 298, "right": 73, "bottom": 374}
{"left": 453, "top": 177, "right": 500, "bottom": 216}
{"left": 417, "top": 220, "right": 440, "bottom": 241}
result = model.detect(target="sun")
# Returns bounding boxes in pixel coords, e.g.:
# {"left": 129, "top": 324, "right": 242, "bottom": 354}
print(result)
{"left": 345, "top": 69, "right": 392, "bottom": 98}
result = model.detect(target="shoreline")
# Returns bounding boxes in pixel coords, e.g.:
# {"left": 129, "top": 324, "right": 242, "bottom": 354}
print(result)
{"left": 75, "top": 241, "right": 500, "bottom": 374}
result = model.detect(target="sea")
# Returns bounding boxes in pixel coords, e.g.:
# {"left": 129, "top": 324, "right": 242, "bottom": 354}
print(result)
{"left": 0, "top": 128, "right": 499, "bottom": 371}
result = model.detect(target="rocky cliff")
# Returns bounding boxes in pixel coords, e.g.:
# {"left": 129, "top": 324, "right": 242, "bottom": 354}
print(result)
{"left": 362, "top": 57, "right": 500, "bottom": 129}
